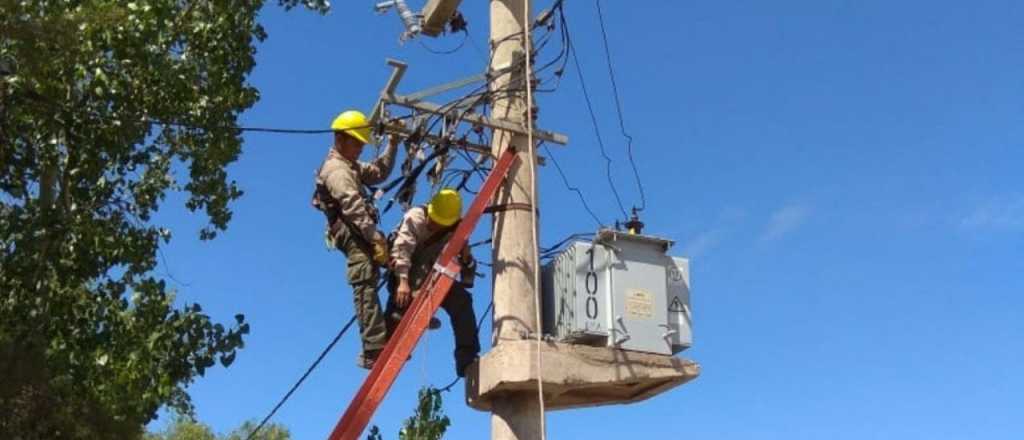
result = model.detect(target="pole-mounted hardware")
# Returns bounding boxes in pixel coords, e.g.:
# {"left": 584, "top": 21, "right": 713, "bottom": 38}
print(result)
{"left": 376, "top": 0, "right": 467, "bottom": 40}
{"left": 375, "top": 0, "right": 422, "bottom": 42}
{"left": 421, "top": 0, "right": 465, "bottom": 36}
{"left": 623, "top": 207, "right": 645, "bottom": 234}
{"left": 371, "top": 59, "right": 569, "bottom": 146}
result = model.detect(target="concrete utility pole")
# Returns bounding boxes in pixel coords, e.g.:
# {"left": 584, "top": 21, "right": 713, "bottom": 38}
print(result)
{"left": 333, "top": 2, "right": 697, "bottom": 439}
{"left": 468, "top": 1, "right": 696, "bottom": 437}
{"left": 488, "top": 0, "right": 543, "bottom": 439}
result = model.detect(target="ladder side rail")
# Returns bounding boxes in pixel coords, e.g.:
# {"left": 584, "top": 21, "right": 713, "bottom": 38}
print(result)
{"left": 335, "top": 269, "right": 458, "bottom": 440}
{"left": 327, "top": 148, "right": 519, "bottom": 440}
{"left": 328, "top": 275, "right": 436, "bottom": 439}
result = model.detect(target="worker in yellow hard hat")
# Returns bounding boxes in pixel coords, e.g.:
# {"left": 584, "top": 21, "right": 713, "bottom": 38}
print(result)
{"left": 386, "top": 188, "right": 480, "bottom": 377}
{"left": 312, "top": 109, "right": 400, "bottom": 370}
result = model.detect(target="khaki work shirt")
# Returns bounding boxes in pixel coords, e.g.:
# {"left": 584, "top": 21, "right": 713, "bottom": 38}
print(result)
{"left": 390, "top": 206, "right": 476, "bottom": 287}
{"left": 317, "top": 143, "right": 397, "bottom": 242}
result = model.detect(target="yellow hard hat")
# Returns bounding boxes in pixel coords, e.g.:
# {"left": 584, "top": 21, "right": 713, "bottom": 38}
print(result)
{"left": 427, "top": 189, "right": 462, "bottom": 227}
{"left": 331, "top": 110, "right": 373, "bottom": 145}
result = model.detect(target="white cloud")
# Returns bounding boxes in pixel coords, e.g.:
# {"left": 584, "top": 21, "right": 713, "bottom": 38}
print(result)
{"left": 678, "top": 207, "right": 747, "bottom": 258}
{"left": 761, "top": 204, "right": 810, "bottom": 242}
{"left": 961, "top": 196, "right": 1024, "bottom": 230}
{"left": 682, "top": 228, "right": 725, "bottom": 258}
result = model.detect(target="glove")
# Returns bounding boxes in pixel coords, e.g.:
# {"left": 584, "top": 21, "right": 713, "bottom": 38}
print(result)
{"left": 371, "top": 233, "right": 389, "bottom": 266}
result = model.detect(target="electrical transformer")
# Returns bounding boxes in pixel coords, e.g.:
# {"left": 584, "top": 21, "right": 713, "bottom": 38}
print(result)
{"left": 542, "top": 229, "right": 692, "bottom": 355}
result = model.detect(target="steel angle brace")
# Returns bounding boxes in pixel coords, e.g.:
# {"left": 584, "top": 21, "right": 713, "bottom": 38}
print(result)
{"left": 384, "top": 57, "right": 521, "bottom": 105}
{"left": 369, "top": 60, "right": 486, "bottom": 156}
{"left": 369, "top": 59, "right": 409, "bottom": 124}
{"left": 371, "top": 59, "right": 569, "bottom": 145}
{"left": 370, "top": 60, "right": 487, "bottom": 156}
{"left": 372, "top": 58, "right": 486, "bottom": 124}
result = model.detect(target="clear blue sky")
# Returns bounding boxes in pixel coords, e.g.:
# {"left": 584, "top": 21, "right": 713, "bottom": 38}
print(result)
{"left": 150, "top": 1, "right": 1023, "bottom": 438}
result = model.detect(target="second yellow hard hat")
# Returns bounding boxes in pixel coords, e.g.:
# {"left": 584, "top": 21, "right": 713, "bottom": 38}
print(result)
{"left": 427, "top": 189, "right": 462, "bottom": 227}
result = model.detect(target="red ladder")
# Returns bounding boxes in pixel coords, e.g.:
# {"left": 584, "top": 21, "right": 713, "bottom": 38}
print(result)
{"left": 327, "top": 148, "right": 519, "bottom": 440}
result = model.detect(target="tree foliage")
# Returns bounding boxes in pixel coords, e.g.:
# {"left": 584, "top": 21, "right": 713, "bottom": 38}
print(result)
{"left": 145, "top": 417, "right": 218, "bottom": 440}
{"left": 0, "top": 0, "right": 326, "bottom": 437}
{"left": 367, "top": 387, "right": 451, "bottom": 440}
{"left": 144, "top": 417, "right": 291, "bottom": 440}
{"left": 224, "top": 421, "right": 292, "bottom": 440}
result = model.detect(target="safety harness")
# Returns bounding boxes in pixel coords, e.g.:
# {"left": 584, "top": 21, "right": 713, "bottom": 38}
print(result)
{"left": 311, "top": 159, "right": 379, "bottom": 257}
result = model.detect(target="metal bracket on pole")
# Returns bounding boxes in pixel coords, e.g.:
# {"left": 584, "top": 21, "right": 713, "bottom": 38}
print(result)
{"left": 421, "top": 0, "right": 465, "bottom": 36}
{"left": 385, "top": 95, "right": 568, "bottom": 145}
{"left": 371, "top": 59, "right": 569, "bottom": 147}
{"left": 402, "top": 72, "right": 487, "bottom": 104}
{"left": 400, "top": 61, "right": 519, "bottom": 104}
{"left": 375, "top": 0, "right": 422, "bottom": 42}
{"left": 369, "top": 59, "right": 408, "bottom": 124}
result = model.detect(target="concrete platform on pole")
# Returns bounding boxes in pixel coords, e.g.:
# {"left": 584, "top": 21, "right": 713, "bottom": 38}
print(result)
{"left": 464, "top": 340, "right": 700, "bottom": 411}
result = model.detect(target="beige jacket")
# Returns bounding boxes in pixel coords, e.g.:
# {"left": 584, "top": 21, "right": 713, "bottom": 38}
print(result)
{"left": 389, "top": 206, "right": 431, "bottom": 278}
{"left": 391, "top": 206, "right": 476, "bottom": 286}
{"left": 317, "top": 143, "right": 397, "bottom": 242}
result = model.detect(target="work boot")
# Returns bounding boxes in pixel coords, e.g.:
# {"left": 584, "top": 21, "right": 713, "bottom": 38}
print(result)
{"left": 455, "top": 356, "right": 479, "bottom": 378}
{"left": 356, "top": 349, "right": 381, "bottom": 370}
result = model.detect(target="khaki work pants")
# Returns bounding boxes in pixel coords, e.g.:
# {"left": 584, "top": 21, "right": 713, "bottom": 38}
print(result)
{"left": 334, "top": 226, "right": 388, "bottom": 354}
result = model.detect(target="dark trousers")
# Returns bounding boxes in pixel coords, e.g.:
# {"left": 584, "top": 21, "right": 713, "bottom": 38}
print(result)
{"left": 386, "top": 275, "right": 481, "bottom": 373}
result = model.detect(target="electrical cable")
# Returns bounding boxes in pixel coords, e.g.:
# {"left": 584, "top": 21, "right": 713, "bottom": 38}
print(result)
{"left": 542, "top": 142, "right": 604, "bottom": 228}
{"left": 533, "top": 3, "right": 571, "bottom": 89}
{"left": 245, "top": 315, "right": 359, "bottom": 440}
{"left": 467, "top": 28, "right": 489, "bottom": 59}
{"left": 438, "top": 299, "right": 494, "bottom": 394}
{"left": 357, "top": 5, "right": 570, "bottom": 266}
{"left": 560, "top": 5, "right": 629, "bottom": 220}
{"left": 377, "top": 78, "right": 504, "bottom": 213}
{"left": 376, "top": 87, "right": 492, "bottom": 209}
{"left": 540, "top": 232, "right": 596, "bottom": 255}
{"left": 19, "top": 91, "right": 417, "bottom": 136}
{"left": 594, "top": 0, "right": 647, "bottom": 212}
{"left": 438, "top": 376, "right": 461, "bottom": 393}
{"left": 418, "top": 29, "right": 470, "bottom": 55}
{"left": 469, "top": 238, "right": 492, "bottom": 248}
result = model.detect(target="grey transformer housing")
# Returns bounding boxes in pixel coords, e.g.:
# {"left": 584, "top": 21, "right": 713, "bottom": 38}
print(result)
{"left": 542, "top": 229, "right": 692, "bottom": 355}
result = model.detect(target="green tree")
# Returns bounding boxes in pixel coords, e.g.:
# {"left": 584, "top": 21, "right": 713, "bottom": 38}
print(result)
{"left": 0, "top": 0, "right": 327, "bottom": 438}
{"left": 144, "top": 417, "right": 217, "bottom": 440}
{"left": 144, "top": 417, "right": 290, "bottom": 440}
{"left": 224, "top": 421, "right": 291, "bottom": 440}
{"left": 367, "top": 387, "right": 452, "bottom": 440}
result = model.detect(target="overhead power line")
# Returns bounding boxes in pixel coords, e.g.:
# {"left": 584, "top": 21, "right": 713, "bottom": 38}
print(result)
{"left": 245, "top": 315, "right": 358, "bottom": 440}
{"left": 560, "top": 5, "right": 629, "bottom": 220}
{"left": 418, "top": 29, "right": 470, "bottom": 55}
{"left": 594, "top": 0, "right": 647, "bottom": 213}
{"left": 162, "top": 120, "right": 335, "bottom": 134}
{"left": 543, "top": 143, "right": 604, "bottom": 228}
{"left": 19, "top": 91, "right": 420, "bottom": 136}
